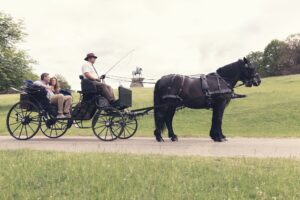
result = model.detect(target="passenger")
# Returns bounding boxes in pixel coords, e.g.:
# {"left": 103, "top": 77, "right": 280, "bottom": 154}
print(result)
{"left": 49, "top": 77, "right": 72, "bottom": 118}
{"left": 34, "top": 73, "right": 72, "bottom": 118}
{"left": 81, "top": 53, "right": 117, "bottom": 105}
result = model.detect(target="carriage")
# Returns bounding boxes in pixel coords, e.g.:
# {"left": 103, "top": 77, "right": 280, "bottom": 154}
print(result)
{"left": 6, "top": 58, "right": 261, "bottom": 143}
{"left": 6, "top": 76, "right": 147, "bottom": 141}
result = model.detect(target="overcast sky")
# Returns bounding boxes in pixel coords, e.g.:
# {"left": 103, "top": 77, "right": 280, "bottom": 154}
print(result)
{"left": 1, "top": 0, "right": 299, "bottom": 89}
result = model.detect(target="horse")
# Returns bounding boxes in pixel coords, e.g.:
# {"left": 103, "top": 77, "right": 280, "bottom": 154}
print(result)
{"left": 153, "top": 57, "right": 261, "bottom": 142}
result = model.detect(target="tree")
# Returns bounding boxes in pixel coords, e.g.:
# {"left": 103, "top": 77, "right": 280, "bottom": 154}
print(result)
{"left": 54, "top": 74, "right": 71, "bottom": 90}
{"left": 0, "top": 12, "right": 37, "bottom": 92}
{"left": 286, "top": 33, "right": 300, "bottom": 65}
{"left": 246, "top": 51, "right": 267, "bottom": 77}
{"left": 262, "top": 39, "right": 287, "bottom": 76}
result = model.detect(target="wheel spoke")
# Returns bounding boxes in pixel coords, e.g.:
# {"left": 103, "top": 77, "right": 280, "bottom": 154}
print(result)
{"left": 97, "top": 126, "right": 106, "bottom": 136}
{"left": 9, "top": 121, "right": 20, "bottom": 126}
{"left": 27, "top": 123, "right": 35, "bottom": 133}
{"left": 94, "top": 124, "right": 106, "bottom": 129}
{"left": 15, "top": 108, "right": 23, "bottom": 117}
{"left": 109, "top": 128, "right": 114, "bottom": 138}
{"left": 12, "top": 123, "right": 22, "bottom": 134}
{"left": 125, "top": 126, "right": 135, "bottom": 130}
{"left": 54, "top": 124, "right": 58, "bottom": 136}
{"left": 104, "top": 128, "right": 108, "bottom": 140}
{"left": 24, "top": 125, "right": 28, "bottom": 138}
{"left": 18, "top": 124, "right": 24, "bottom": 138}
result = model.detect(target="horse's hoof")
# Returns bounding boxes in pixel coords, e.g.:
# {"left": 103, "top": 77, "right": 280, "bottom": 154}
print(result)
{"left": 156, "top": 137, "right": 164, "bottom": 142}
{"left": 212, "top": 138, "right": 223, "bottom": 142}
{"left": 170, "top": 136, "right": 178, "bottom": 142}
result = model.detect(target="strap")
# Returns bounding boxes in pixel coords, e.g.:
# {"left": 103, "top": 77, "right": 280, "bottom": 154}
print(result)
{"left": 91, "top": 64, "right": 100, "bottom": 79}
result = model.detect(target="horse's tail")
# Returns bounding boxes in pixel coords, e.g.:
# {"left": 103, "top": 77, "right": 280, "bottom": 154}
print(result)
{"left": 154, "top": 80, "right": 166, "bottom": 133}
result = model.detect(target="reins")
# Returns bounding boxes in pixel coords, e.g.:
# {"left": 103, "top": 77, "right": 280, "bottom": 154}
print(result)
{"left": 234, "top": 82, "right": 245, "bottom": 88}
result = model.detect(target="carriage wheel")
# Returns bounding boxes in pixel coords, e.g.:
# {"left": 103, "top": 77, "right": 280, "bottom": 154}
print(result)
{"left": 92, "top": 107, "right": 124, "bottom": 141}
{"left": 40, "top": 115, "right": 72, "bottom": 138}
{"left": 118, "top": 115, "right": 138, "bottom": 139}
{"left": 6, "top": 101, "right": 41, "bottom": 140}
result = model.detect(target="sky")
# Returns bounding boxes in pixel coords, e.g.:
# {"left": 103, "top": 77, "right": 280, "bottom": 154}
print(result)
{"left": 1, "top": 0, "right": 300, "bottom": 89}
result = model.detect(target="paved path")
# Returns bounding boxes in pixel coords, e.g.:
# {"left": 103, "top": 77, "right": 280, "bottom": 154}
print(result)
{"left": 1, "top": 136, "right": 300, "bottom": 158}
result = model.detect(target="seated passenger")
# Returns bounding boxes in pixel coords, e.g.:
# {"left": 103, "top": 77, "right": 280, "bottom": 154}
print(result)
{"left": 49, "top": 77, "right": 72, "bottom": 118}
{"left": 81, "top": 53, "right": 117, "bottom": 105}
{"left": 34, "top": 73, "right": 72, "bottom": 118}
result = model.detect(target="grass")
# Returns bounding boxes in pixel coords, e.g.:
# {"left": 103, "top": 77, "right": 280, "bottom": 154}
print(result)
{"left": 1, "top": 74, "right": 300, "bottom": 137}
{"left": 0, "top": 150, "right": 299, "bottom": 199}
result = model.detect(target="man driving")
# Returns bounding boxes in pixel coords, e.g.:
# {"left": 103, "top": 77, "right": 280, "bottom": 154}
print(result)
{"left": 81, "top": 53, "right": 116, "bottom": 104}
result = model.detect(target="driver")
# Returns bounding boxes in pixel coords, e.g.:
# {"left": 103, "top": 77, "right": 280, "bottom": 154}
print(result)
{"left": 81, "top": 53, "right": 117, "bottom": 105}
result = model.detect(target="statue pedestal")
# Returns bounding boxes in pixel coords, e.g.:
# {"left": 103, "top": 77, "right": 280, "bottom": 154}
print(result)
{"left": 130, "top": 77, "right": 144, "bottom": 88}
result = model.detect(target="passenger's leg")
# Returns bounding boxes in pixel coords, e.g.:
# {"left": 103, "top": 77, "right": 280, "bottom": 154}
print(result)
{"left": 50, "top": 94, "right": 64, "bottom": 114}
{"left": 63, "top": 95, "right": 72, "bottom": 114}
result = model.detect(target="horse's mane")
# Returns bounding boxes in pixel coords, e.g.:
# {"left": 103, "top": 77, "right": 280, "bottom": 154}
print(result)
{"left": 216, "top": 59, "right": 244, "bottom": 76}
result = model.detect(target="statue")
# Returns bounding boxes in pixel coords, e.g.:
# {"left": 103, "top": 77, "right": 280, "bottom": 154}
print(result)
{"left": 132, "top": 67, "right": 143, "bottom": 78}
{"left": 130, "top": 67, "right": 144, "bottom": 88}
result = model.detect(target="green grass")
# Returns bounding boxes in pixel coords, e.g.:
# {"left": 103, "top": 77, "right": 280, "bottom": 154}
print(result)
{"left": 1, "top": 74, "right": 300, "bottom": 137}
{"left": 0, "top": 150, "right": 299, "bottom": 199}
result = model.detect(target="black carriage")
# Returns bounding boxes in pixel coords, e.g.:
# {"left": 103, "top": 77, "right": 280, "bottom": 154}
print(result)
{"left": 6, "top": 77, "right": 139, "bottom": 141}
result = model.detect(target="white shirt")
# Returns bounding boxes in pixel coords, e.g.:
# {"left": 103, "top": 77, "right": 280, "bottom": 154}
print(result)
{"left": 82, "top": 61, "right": 98, "bottom": 79}
{"left": 33, "top": 80, "right": 54, "bottom": 99}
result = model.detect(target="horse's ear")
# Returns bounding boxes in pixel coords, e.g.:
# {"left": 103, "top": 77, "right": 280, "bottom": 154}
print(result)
{"left": 243, "top": 57, "right": 248, "bottom": 64}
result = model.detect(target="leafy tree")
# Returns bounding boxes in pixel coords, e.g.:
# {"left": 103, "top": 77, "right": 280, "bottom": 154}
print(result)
{"left": 286, "top": 33, "right": 300, "bottom": 65}
{"left": 0, "top": 12, "right": 37, "bottom": 92}
{"left": 262, "top": 39, "right": 287, "bottom": 76}
{"left": 54, "top": 74, "right": 71, "bottom": 90}
{"left": 246, "top": 51, "right": 267, "bottom": 77}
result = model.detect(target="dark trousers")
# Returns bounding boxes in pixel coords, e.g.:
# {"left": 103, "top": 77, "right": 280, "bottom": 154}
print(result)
{"left": 93, "top": 81, "right": 115, "bottom": 102}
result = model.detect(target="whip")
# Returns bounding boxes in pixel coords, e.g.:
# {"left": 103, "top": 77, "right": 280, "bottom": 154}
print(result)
{"left": 104, "top": 49, "right": 135, "bottom": 75}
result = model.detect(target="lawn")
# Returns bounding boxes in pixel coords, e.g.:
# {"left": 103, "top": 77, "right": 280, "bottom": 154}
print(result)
{"left": 0, "top": 74, "right": 300, "bottom": 137}
{"left": 0, "top": 150, "right": 299, "bottom": 199}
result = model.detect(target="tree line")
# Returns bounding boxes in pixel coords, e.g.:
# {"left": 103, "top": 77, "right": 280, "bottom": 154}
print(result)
{"left": 247, "top": 33, "right": 300, "bottom": 77}
{"left": 0, "top": 12, "right": 70, "bottom": 93}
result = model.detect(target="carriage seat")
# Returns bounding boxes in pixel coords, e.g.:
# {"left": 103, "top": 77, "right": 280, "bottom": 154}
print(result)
{"left": 79, "top": 75, "right": 98, "bottom": 94}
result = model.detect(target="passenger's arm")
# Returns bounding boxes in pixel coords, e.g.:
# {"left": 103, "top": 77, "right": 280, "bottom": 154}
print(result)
{"left": 34, "top": 81, "right": 52, "bottom": 90}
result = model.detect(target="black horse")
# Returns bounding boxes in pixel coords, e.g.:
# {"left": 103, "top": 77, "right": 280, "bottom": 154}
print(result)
{"left": 153, "top": 57, "right": 261, "bottom": 142}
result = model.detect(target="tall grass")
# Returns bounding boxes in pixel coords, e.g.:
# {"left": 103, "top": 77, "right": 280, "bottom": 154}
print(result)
{"left": 0, "top": 150, "right": 300, "bottom": 199}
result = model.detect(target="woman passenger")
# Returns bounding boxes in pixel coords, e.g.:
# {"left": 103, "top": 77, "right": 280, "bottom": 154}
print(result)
{"left": 49, "top": 77, "right": 72, "bottom": 118}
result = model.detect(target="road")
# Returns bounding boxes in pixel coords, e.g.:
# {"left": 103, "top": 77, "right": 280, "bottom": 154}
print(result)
{"left": 1, "top": 136, "right": 300, "bottom": 158}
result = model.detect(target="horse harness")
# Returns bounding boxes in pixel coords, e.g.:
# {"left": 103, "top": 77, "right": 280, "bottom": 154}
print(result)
{"left": 162, "top": 73, "right": 233, "bottom": 108}
{"left": 162, "top": 74, "right": 186, "bottom": 101}
{"left": 200, "top": 73, "right": 233, "bottom": 107}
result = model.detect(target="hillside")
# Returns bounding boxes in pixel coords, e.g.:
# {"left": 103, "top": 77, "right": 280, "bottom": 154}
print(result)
{"left": 0, "top": 74, "right": 300, "bottom": 137}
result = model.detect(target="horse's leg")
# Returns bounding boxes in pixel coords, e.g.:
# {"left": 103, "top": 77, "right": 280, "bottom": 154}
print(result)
{"left": 210, "top": 100, "right": 227, "bottom": 142}
{"left": 218, "top": 99, "right": 230, "bottom": 140}
{"left": 154, "top": 105, "right": 168, "bottom": 142}
{"left": 165, "top": 106, "right": 177, "bottom": 142}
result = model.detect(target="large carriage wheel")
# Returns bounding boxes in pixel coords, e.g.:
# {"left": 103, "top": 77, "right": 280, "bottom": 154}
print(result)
{"left": 6, "top": 101, "right": 41, "bottom": 140}
{"left": 92, "top": 107, "right": 124, "bottom": 141}
{"left": 118, "top": 115, "right": 138, "bottom": 139}
{"left": 40, "top": 115, "right": 72, "bottom": 138}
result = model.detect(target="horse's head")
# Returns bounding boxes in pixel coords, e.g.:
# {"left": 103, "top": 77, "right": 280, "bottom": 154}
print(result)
{"left": 240, "top": 57, "right": 261, "bottom": 87}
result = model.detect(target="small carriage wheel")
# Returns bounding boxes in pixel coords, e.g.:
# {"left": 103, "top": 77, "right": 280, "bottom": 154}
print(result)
{"left": 40, "top": 115, "right": 72, "bottom": 138}
{"left": 6, "top": 101, "right": 41, "bottom": 140}
{"left": 92, "top": 107, "right": 124, "bottom": 141}
{"left": 118, "top": 115, "right": 138, "bottom": 139}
